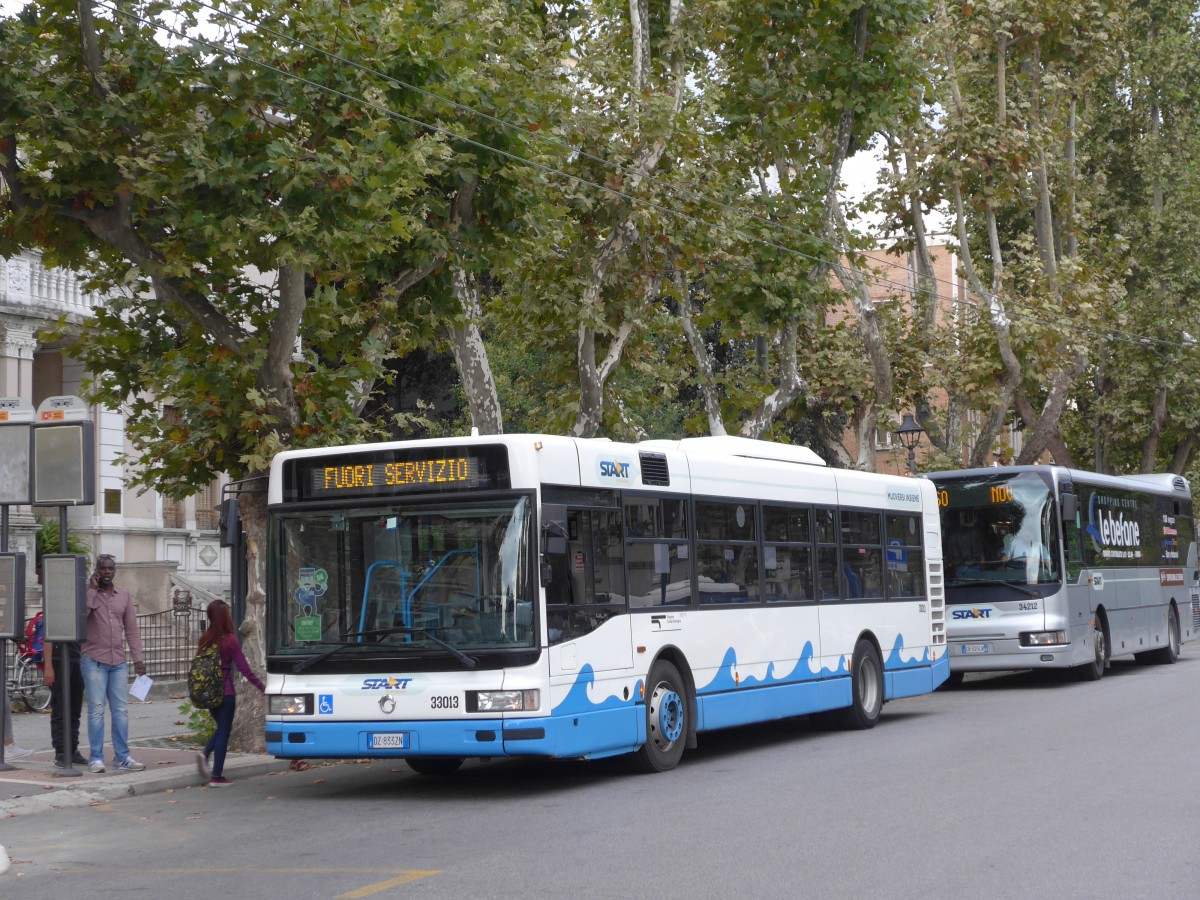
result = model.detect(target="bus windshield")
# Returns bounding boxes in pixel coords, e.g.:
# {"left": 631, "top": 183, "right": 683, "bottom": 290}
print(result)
{"left": 936, "top": 472, "right": 1062, "bottom": 587}
{"left": 270, "top": 496, "right": 534, "bottom": 657}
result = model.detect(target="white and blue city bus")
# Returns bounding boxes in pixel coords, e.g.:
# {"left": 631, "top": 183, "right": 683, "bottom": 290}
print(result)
{"left": 928, "top": 466, "right": 1199, "bottom": 683}
{"left": 264, "top": 434, "right": 949, "bottom": 774}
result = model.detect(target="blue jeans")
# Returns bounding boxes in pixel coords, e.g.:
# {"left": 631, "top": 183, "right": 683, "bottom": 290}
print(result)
{"left": 204, "top": 694, "right": 237, "bottom": 777}
{"left": 80, "top": 656, "right": 130, "bottom": 763}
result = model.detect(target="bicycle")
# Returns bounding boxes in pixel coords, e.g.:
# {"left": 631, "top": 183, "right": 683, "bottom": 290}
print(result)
{"left": 11, "top": 650, "right": 52, "bottom": 712}
{"left": 5, "top": 617, "right": 52, "bottom": 713}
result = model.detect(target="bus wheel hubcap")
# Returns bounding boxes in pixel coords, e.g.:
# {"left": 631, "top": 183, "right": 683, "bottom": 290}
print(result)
{"left": 651, "top": 686, "right": 684, "bottom": 745}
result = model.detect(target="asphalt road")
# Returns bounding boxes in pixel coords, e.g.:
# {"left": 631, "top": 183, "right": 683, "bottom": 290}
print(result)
{"left": 3, "top": 653, "right": 1198, "bottom": 899}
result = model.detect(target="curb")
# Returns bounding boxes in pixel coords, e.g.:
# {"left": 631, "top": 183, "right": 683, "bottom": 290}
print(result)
{"left": 0, "top": 754, "right": 290, "bottom": 820}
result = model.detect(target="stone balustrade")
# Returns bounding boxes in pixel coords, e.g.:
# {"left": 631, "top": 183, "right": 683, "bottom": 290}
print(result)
{"left": 0, "top": 250, "right": 102, "bottom": 319}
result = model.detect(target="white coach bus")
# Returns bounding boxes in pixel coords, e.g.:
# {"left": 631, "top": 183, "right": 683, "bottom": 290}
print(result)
{"left": 929, "top": 466, "right": 1199, "bottom": 683}
{"left": 263, "top": 434, "right": 948, "bottom": 774}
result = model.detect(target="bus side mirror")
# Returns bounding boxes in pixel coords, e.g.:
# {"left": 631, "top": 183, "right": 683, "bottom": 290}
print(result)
{"left": 1060, "top": 494, "right": 1078, "bottom": 521}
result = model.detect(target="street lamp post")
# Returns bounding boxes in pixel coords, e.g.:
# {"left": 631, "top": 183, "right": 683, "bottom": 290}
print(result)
{"left": 895, "top": 413, "right": 925, "bottom": 476}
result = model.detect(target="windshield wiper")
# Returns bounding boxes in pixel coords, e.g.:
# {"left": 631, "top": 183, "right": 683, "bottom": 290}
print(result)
{"left": 946, "top": 578, "right": 1043, "bottom": 598}
{"left": 291, "top": 627, "right": 479, "bottom": 673}
{"left": 358, "top": 627, "right": 480, "bottom": 669}
{"left": 291, "top": 638, "right": 402, "bottom": 673}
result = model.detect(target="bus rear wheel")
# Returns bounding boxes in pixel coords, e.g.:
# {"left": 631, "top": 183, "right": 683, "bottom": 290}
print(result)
{"left": 1147, "top": 609, "right": 1181, "bottom": 665}
{"left": 630, "top": 660, "right": 688, "bottom": 773}
{"left": 405, "top": 757, "right": 464, "bottom": 776}
{"left": 1077, "top": 615, "right": 1107, "bottom": 681}
{"left": 834, "top": 639, "right": 884, "bottom": 730}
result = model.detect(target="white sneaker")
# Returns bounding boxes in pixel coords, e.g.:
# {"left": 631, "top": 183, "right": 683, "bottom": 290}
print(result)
{"left": 4, "top": 745, "right": 33, "bottom": 760}
{"left": 115, "top": 756, "right": 146, "bottom": 772}
{"left": 89, "top": 760, "right": 106, "bottom": 773}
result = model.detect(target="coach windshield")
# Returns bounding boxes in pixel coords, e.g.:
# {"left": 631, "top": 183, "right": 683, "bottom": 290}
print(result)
{"left": 937, "top": 472, "right": 1062, "bottom": 587}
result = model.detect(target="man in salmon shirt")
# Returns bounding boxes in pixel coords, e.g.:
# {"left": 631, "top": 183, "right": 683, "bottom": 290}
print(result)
{"left": 82, "top": 555, "right": 148, "bottom": 773}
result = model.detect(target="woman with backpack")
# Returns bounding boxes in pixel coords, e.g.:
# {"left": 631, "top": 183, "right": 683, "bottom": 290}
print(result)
{"left": 193, "top": 600, "right": 265, "bottom": 787}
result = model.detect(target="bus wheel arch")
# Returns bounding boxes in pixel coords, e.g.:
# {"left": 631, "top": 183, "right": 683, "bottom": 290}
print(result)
{"left": 834, "top": 634, "right": 885, "bottom": 730}
{"left": 629, "top": 654, "right": 692, "bottom": 773}
{"left": 1077, "top": 607, "right": 1109, "bottom": 681}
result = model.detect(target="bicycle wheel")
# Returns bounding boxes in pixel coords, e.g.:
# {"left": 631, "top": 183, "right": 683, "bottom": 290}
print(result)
{"left": 17, "top": 657, "right": 52, "bottom": 712}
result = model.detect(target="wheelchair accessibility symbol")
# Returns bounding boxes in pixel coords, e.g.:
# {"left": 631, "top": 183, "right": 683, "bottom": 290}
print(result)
{"left": 318, "top": 694, "right": 334, "bottom": 715}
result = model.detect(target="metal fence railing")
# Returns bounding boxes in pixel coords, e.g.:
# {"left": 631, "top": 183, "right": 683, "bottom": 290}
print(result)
{"left": 138, "top": 592, "right": 208, "bottom": 681}
{"left": 3, "top": 590, "right": 208, "bottom": 684}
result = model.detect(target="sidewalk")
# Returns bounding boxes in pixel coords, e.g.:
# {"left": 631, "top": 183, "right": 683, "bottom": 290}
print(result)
{"left": 2, "top": 684, "right": 288, "bottom": 819}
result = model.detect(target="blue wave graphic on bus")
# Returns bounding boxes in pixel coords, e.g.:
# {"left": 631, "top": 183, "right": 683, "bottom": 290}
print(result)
{"left": 698, "top": 643, "right": 848, "bottom": 695}
{"left": 554, "top": 633, "right": 934, "bottom": 715}
{"left": 884, "top": 634, "right": 933, "bottom": 669}
{"left": 700, "top": 634, "right": 929, "bottom": 695}
{"left": 552, "top": 664, "right": 640, "bottom": 716}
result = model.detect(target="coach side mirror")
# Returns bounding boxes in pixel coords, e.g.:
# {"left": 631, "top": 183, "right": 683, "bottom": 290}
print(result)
{"left": 1060, "top": 494, "right": 1078, "bottom": 522}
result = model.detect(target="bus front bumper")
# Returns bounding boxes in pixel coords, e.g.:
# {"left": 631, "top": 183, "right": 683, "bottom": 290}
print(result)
{"left": 948, "top": 638, "right": 1074, "bottom": 672}
{"left": 266, "top": 705, "right": 643, "bottom": 761}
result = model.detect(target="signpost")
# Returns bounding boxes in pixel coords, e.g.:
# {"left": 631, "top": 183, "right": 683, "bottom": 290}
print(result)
{"left": 0, "top": 396, "right": 93, "bottom": 775}
{"left": 0, "top": 398, "right": 33, "bottom": 772}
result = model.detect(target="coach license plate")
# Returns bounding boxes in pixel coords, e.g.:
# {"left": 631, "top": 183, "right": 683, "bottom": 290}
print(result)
{"left": 369, "top": 733, "right": 409, "bottom": 750}
{"left": 959, "top": 643, "right": 992, "bottom": 655}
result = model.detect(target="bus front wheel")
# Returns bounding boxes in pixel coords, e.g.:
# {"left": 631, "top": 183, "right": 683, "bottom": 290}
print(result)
{"left": 834, "top": 639, "right": 884, "bottom": 730}
{"left": 405, "top": 757, "right": 464, "bottom": 776}
{"left": 630, "top": 660, "right": 688, "bottom": 773}
{"left": 1077, "top": 615, "right": 1108, "bottom": 682}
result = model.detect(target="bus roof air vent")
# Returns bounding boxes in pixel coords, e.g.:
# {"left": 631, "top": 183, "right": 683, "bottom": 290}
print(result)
{"left": 639, "top": 452, "right": 671, "bottom": 486}
{"left": 1174, "top": 476, "right": 1187, "bottom": 492}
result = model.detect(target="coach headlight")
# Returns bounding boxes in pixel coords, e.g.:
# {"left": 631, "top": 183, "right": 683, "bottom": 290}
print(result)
{"left": 468, "top": 689, "right": 540, "bottom": 712}
{"left": 1020, "top": 631, "right": 1066, "bottom": 646}
{"left": 268, "top": 694, "right": 312, "bottom": 715}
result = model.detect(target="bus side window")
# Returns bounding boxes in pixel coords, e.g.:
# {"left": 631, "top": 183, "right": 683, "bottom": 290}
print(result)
{"left": 763, "top": 505, "right": 813, "bottom": 603}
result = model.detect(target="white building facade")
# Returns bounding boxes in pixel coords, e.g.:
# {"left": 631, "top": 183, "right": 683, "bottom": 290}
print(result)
{"left": 1, "top": 250, "right": 230, "bottom": 613}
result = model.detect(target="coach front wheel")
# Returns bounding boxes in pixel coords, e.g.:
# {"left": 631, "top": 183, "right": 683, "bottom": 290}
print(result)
{"left": 1077, "top": 615, "right": 1107, "bottom": 681}
{"left": 630, "top": 660, "right": 687, "bottom": 773}
{"left": 834, "top": 639, "right": 884, "bottom": 730}
{"left": 940, "top": 670, "right": 965, "bottom": 690}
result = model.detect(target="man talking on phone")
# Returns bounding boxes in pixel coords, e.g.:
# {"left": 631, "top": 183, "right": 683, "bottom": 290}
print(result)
{"left": 81, "top": 554, "right": 148, "bottom": 773}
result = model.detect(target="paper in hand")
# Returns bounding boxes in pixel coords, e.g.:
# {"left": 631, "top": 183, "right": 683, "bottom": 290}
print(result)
{"left": 129, "top": 674, "right": 154, "bottom": 701}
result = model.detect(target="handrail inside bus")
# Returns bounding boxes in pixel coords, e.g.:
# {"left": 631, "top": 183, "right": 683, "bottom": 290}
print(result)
{"left": 356, "top": 550, "right": 482, "bottom": 642}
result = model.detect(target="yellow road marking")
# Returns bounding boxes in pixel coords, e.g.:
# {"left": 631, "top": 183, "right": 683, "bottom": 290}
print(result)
{"left": 42, "top": 867, "right": 441, "bottom": 876}
{"left": 336, "top": 872, "right": 443, "bottom": 898}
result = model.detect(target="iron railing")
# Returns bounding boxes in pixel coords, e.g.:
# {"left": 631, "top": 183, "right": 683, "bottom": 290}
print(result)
{"left": 2, "top": 590, "right": 209, "bottom": 683}
{"left": 137, "top": 592, "right": 209, "bottom": 680}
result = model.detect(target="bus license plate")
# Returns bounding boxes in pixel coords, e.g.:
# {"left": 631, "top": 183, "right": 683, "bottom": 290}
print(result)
{"left": 369, "top": 733, "right": 409, "bottom": 750}
{"left": 959, "top": 643, "right": 991, "bottom": 655}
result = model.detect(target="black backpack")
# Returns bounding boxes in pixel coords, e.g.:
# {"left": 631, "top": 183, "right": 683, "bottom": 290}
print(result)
{"left": 188, "top": 643, "right": 225, "bottom": 710}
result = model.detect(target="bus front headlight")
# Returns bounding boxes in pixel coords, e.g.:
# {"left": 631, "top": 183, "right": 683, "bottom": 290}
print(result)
{"left": 268, "top": 694, "right": 312, "bottom": 715}
{"left": 468, "top": 690, "right": 540, "bottom": 712}
{"left": 1020, "top": 631, "right": 1066, "bottom": 646}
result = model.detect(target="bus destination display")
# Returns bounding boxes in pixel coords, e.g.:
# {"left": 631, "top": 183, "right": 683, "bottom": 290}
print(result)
{"left": 284, "top": 445, "right": 510, "bottom": 501}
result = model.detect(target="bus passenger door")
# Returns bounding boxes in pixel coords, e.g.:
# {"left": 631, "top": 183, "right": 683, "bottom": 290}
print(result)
{"left": 544, "top": 507, "right": 636, "bottom": 757}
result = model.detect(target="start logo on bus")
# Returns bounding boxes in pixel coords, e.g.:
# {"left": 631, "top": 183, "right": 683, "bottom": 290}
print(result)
{"left": 598, "top": 458, "right": 633, "bottom": 482}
